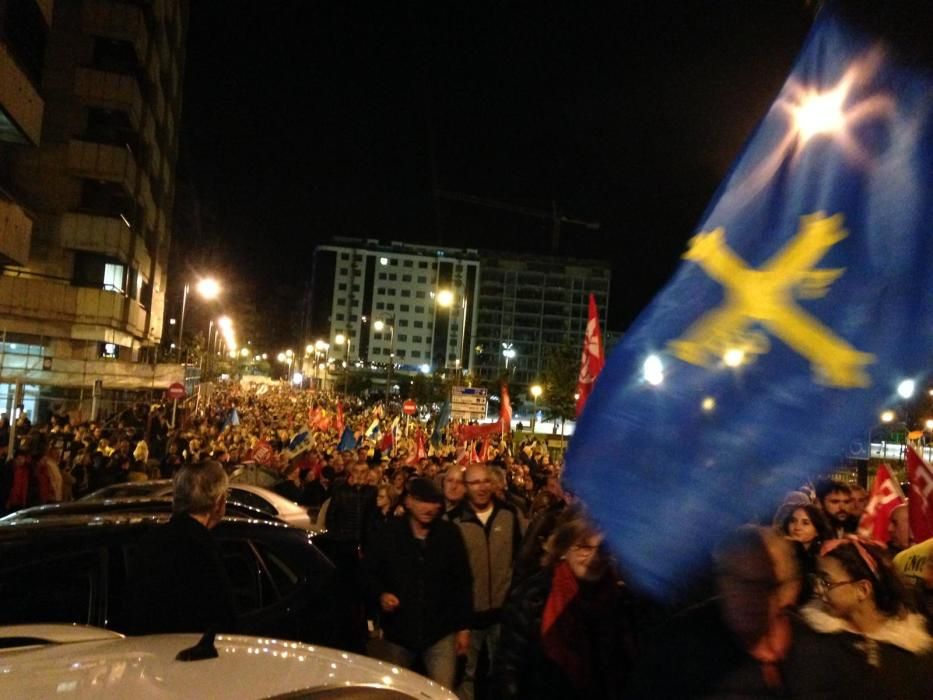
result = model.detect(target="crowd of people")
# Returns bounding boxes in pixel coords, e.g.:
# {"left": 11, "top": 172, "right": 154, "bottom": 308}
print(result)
{"left": 2, "top": 381, "right": 933, "bottom": 698}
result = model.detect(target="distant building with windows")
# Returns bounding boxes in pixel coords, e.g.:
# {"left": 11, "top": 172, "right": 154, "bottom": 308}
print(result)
{"left": 312, "top": 239, "right": 480, "bottom": 374}
{"left": 473, "top": 253, "right": 610, "bottom": 388}
{"left": 309, "top": 239, "right": 611, "bottom": 392}
{"left": 0, "top": 0, "right": 188, "bottom": 420}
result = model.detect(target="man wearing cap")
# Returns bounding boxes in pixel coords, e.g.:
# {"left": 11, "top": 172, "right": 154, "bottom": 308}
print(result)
{"left": 364, "top": 477, "right": 473, "bottom": 690}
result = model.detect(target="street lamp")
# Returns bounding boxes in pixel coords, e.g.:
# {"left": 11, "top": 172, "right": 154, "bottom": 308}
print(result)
{"left": 314, "top": 339, "right": 329, "bottom": 390}
{"left": 437, "top": 288, "right": 469, "bottom": 383}
{"left": 177, "top": 276, "right": 220, "bottom": 363}
{"left": 335, "top": 333, "right": 350, "bottom": 395}
{"left": 502, "top": 342, "right": 516, "bottom": 371}
{"left": 375, "top": 317, "right": 396, "bottom": 406}
{"left": 530, "top": 384, "right": 543, "bottom": 434}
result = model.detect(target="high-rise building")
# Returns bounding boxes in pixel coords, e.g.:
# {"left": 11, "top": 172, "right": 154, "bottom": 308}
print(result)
{"left": 0, "top": 0, "right": 187, "bottom": 420}
{"left": 310, "top": 239, "right": 611, "bottom": 393}
{"left": 473, "top": 253, "right": 610, "bottom": 388}
{"left": 311, "top": 239, "right": 480, "bottom": 376}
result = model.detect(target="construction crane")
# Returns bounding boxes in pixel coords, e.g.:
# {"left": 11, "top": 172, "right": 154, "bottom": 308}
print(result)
{"left": 434, "top": 190, "right": 601, "bottom": 254}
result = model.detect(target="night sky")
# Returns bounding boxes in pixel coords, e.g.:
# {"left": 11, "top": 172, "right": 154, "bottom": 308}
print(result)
{"left": 175, "top": 1, "right": 815, "bottom": 342}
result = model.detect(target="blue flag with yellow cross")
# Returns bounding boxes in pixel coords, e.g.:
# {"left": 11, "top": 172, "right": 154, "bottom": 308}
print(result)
{"left": 564, "top": 2, "right": 933, "bottom": 598}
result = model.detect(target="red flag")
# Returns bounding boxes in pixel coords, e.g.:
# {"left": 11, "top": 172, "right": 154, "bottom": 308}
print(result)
{"left": 250, "top": 440, "right": 275, "bottom": 467}
{"left": 406, "top": 430, "right": 427, "bottom": 465}
{"left": 500, "top": 383, "right": 512, "bottom": 435}
{"left": 379, "top": 428, "right": 394, "bottom": 453}
{"left": 459, "top": 421, "right": 503, "bottom": 443}
{"left": 856, "top": 464, "right": 905, "bottom": 544}
{"left": 575, "top": 293, "right": 605, "bottom": 416}
{"left": 907, "top": 446, "right": 933, "bottom": 543}
{"left": 335, "top": 401, "right": 345, "bottom": 435}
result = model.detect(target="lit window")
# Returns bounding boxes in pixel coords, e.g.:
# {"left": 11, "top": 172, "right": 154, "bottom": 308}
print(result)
{"left": 103, "top": 263, "right": 125, "bottom": 293}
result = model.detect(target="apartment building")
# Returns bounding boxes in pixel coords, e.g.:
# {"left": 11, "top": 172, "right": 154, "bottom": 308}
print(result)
{"left": 0, "top": 0, "right": 187, "bottom": 420}
{"left": 312, "top": 239, "right": 480, "bottom": 375}
{"left": 473, "top": 253, "right": 610, "bottom": 388}
{"left": 311, "top": 239, "right": 611, "bottom": 393}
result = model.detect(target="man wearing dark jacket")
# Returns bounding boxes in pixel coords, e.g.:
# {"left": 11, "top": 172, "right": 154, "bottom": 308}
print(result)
{"left": 129, "top": 460, "right": 238, "bottom": 635}
{"left": 365, "top": 478, "right": 472, "bottom": 690}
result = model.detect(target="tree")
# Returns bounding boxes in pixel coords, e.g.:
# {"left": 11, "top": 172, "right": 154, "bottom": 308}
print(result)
{"left": 542, "top": 341, "right": 579, "bottom": 429}
{"left": 409, "top": 372, "right": 447, "bottom": 406}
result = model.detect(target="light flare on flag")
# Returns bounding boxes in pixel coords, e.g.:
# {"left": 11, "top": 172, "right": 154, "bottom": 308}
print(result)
{"left": 564, "top": 4, "right": 933, "bottom": 598}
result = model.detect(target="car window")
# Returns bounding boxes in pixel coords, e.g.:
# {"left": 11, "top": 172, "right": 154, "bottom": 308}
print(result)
{"left": 253, "top": 541, "right": 301, "bottom": 597}
{"left": 0, "top": 549, "right": 104, "bottom": 626}
{"left": 229, "top": 488, "right": 277, "bottom": 516}
{"left": 218, "top": 539, "right": 277, "bottom": 612}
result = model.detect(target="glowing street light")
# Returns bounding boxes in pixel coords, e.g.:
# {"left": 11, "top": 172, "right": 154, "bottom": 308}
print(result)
{"left": 880, "top": 410, "right": 895, "bottom": 423}
{"left": 177, "top": 276, "right": 221, "bottom": 363}
{"left": 502, "top": 342, "right": 516, "bottom": 370}
{"left": 334, "top": 333, "right": 351, "bottom": 395}
{"left": 436, "top": 289, "right": 454, "bottom": 308}
{"left": 897, "top": 379, "right": 916, "bottom": 400}
{"left": 530, "top": 384, "right": 543, "bottom": 434}
{"left": 436, "top": 288, "right": 469, "bottom": 380}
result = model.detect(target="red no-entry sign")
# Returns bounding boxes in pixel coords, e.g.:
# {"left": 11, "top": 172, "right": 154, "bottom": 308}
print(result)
{"left": 402, "top": 399, "right": 417, "bottom": 416}
{"left": 166, "top": 382, "right": 186, "bottom": 400}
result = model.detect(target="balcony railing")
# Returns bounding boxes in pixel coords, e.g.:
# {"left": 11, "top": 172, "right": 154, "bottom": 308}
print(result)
{"left": 0, "top": 198, "right": 32, "bottom": 265}
{"left": 68, "top": 140, "right": 138, "bottom": 191}
{"left": 59, "top": 212, "right": 132, "bottom": 262}
{"left": 74, "top": 67, "right": 143, "bottom": 129}
{"left": 0, "top": 42, "right": 44, "bottom": 145}
{"left": 83, "top": 0, "right": 149, "bottom": 62}
{"left": 0, "top": 275, "right": 148, "bottom": 342}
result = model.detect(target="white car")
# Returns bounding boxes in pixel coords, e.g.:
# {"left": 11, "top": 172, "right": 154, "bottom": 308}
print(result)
{"left": 0, "top": 624, "right": 455, "bottom": 699}
{"left": 81, "top": 480, "right": 321, "bottom": 533}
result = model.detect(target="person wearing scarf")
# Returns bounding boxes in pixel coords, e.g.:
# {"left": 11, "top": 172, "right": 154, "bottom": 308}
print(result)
{"left": 491, "top": 506, "right": 635, "bottom": 699}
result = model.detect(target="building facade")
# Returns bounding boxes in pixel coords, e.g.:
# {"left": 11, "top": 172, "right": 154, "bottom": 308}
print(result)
{"left": 311, "top": 239, "right": 611, "bottom": 392}
{"left": 313, "top": 239, "right": 480, "bottom": 376}
{"left": 472, "top": 253, "right": 610, "bottom": 388}
{"left": 0, "top": 0, "right": 187, "bottom": 420}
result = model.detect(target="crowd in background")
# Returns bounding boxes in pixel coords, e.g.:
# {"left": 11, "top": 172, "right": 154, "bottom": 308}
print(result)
{"left": 2, "top": 382, "right": 933, "bottom": 698}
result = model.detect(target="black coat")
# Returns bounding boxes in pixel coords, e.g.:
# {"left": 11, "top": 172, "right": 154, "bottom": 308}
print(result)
{"left": 129, "top": 513, "right": 239, "bottom": 635}
{"left": 364, "top": 516, "right": 473, "bottom": 652}
{"left": 491, "top": 568, "right": 635, "bottom": 700}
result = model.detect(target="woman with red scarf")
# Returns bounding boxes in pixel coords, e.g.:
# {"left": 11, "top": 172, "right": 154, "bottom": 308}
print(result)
{"left": 491, "top": 506, "right": 635, "bottom": 699}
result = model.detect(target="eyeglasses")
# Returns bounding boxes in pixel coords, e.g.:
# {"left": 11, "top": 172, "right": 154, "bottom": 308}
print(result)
{"left": 465, "top": 479, "right": 492, "bottom": 486}
{"left": 809, "top": 574, "right": 860, "bottom": 593}
{"left": 570, "top": 543, "right": 600, "bottom": 555}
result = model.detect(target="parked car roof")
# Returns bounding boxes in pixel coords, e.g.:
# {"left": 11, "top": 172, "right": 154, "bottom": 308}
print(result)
{"left": 0, "top": 497, "right": 281, "bottom": 525}
{"left": 0, "top": 625, "right": 455, "bottom": 699}
{"left": 80, "top": 480, "right": 323, "bottom": 533}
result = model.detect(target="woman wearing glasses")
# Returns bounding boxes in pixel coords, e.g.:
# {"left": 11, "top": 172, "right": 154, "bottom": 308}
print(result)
{"left": 491, "top": 506, "right": 635, "bottom": 699}
{"left": 802, "top": 536, "right": 933, "bottom": 698}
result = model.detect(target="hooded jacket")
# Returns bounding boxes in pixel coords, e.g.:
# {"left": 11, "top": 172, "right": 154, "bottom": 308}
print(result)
{"left": 799, "top": 601, "right": 933, "bottom": 699}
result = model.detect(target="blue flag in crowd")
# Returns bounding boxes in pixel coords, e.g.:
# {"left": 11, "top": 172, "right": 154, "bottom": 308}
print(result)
{"left": 223, "top": 408, "right": 240, "bottom": 429}
{"left": 282, "top": 428, "right": 310, "bottom": 461}
{"left": 431, "top": 400, "right": 451, "bottom": 447}
{"left": 337, "top": 427, "right": 357, "bottom": 452}
{"left": 565, "top": 4, "right": 933, "bottom": 599}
